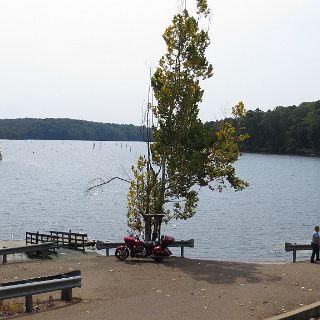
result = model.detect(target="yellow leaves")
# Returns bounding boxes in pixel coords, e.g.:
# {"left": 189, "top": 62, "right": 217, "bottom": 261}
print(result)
{"left": 236, "top": 133, "right": 250, "bottom": 143}
{"left": 216, "top": 102, "right": 249, "bottom": 152}
{"left": 216, "top": 122, "right": 236, "bottom": 146}
{"left": 232, "top": 101, "right": 246, "bottom": 118}
{"left": 207, "top": 102, "right": 249, "bottom": 191}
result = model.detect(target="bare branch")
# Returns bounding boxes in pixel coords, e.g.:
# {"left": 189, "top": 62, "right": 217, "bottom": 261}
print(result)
{"left": 86, "top": 176, "right": 131, "bottom": 193}
{"left": 119, "top": 163, "right": 132, "bottom": 182}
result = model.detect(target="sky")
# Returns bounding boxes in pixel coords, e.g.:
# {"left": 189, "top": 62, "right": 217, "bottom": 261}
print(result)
{"left": 0, "top": 0, "right": 319, "bottom": 125}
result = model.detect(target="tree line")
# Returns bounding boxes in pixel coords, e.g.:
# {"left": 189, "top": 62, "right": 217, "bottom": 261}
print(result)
{"left": 0, "top": 118, "right": 146, "bottom": 141}
{"left": 207, "top": 100, "right": 320, "bottom": 156}
{"left": 0, "top": 100, "right": 319, "bottom": 155}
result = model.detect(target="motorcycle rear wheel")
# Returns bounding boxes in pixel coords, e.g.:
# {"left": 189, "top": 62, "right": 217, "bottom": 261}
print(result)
{"left": 115, "top": 247, "right": 129, "bottom": 260}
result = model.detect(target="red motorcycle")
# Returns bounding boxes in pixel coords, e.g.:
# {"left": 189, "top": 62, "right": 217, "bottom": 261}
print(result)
{"left": 115, "top": 234, "right": 175, "bottom": 262}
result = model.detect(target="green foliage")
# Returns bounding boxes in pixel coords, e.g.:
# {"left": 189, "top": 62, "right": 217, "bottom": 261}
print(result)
{"left": 0, "top": 118, "right": 147, "bottom": 141}
{"left": 196, "top": 0, "right": 210, "bottom": 16}
{"left": 207, "top": 101, "right": 320, "bottom": 155}
{"left": 127, "top": 2, "right": 247, "bottom": 240}
{"left": 127, "top": 155, "right": 162, "bottom": 232}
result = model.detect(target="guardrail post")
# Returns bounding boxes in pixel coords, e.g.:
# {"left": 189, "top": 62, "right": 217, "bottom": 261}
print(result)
{"left": 25, "top": 295, "right": 33, "bottom": 312}
{"left": 293, "top": 250, "right": 297, "bottom": 263}
{"left": 181, "top": 246, "right": 184, "bottom": 257}
{"left": 61, "top": 288, "right": 72, "bottom": 301}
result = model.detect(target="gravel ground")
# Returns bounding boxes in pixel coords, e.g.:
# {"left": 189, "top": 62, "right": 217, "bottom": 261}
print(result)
{"left": 2, "top": 242, "right": 320, "bottom": 319}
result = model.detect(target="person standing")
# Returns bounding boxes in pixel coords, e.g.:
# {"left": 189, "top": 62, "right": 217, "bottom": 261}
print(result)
{"left": 311, "top": 226, "right": 320, "bottom": 263}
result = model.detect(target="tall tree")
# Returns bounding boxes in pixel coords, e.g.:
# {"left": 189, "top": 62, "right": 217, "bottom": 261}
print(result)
{"left": 127, "top": 0, "right": 248, "bottom": 241}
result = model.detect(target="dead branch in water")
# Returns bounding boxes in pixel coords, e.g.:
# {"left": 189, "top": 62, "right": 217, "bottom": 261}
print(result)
{"left": 85, "top": 176, "right": 130, "bottom": 193}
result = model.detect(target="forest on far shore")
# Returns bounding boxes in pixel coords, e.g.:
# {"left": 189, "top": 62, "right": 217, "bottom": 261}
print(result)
{"left": 206, "top": 100, "right": 320, "bottom": 156}
{"left": 0, "top": 118, "right": 145, "bottom": 141}
{"left": 0, "top": 100, "right": 319, "bottom": 155}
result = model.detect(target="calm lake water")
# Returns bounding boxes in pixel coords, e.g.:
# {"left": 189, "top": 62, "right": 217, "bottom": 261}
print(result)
{"left": 0, "top": 140, "right": 319, "bottom": 262}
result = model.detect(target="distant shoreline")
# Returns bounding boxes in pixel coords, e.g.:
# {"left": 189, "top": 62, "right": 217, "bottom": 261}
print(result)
{"left": 241, "top": 150, "right": 320, "bottom": 157}
{"left": 1, "top": 139, "right": 319, "bottom": 157}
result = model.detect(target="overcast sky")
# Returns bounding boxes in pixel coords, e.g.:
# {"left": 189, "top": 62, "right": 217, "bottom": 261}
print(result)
{"left": 0, "top": 0, "right": 319, "bottom": 125}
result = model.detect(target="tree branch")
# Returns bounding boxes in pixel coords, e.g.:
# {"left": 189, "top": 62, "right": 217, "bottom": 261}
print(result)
{"left": 86, "top": 176, "right": 131, "bottom": 193}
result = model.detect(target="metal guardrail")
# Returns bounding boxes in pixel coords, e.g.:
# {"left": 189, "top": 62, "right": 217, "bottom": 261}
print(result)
{"left": 0, "top": 242, "right": 56, "bottom": 264}
{"left": 0, "top": 270, "right": 81, "bottom": 286}
{"left": 96, "top": 239, "right": 194, "bottom": 257}
{"left": 0, "top": 270, "right": 82, "bottom": 312}
{"left": 285, "top": 242, "right": 312, "bottom": 262}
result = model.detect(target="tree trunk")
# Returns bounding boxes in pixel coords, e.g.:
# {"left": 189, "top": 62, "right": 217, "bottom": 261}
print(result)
{"left": 152, "top": 216, "right": 162, "bottom": 241}
{"left": 144, "top": 216, "right": 152, "bottom": 241}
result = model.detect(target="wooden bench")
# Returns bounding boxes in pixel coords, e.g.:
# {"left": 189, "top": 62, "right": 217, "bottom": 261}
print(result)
{"left": 96, "top": 239, "right": 194, "bottom": 257}
{"left": 0, "top": 270, "right": 82, "bottom": 312}
{"left": 285, "top": 242, "right": 312, "bottom": 262}
{"left": 0, "top": 242, "right": 56, "bottom": 264}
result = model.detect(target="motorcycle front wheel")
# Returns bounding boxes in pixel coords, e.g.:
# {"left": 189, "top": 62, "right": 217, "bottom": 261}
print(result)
{"left": 115, "top": 247, "right": 130, "bottom": 260}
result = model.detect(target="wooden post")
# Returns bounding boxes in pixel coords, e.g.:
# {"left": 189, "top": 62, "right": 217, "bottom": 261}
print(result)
{"left": 68, "top": 229, "right": 71, "bottom": 247}
{"left": 75, "top": 235, "right": 78, "bottom": 248}
{"left": 181, "top": 246, "right": 184, "bottom": 257}
{"left": 82, "top": 235, "right": 85, "bottom": 253}
{"left": 3, "top": 254, "right": 7, "bottom": 264}
{"left": 106, "top": 248, "right": 109, "bottom": 256}
{"left": 36, "top": 231, "right": 39, "bottom": 244}
{"left": 293, "top": 250, "right": 297, "bottom": 263}
{"left": 25, "top": 295, "right": 33, "bottom": 312}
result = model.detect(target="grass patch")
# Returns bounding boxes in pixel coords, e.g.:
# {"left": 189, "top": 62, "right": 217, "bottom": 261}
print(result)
{"left": 0, "top": 295, "right": 56, "bottom": 317}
